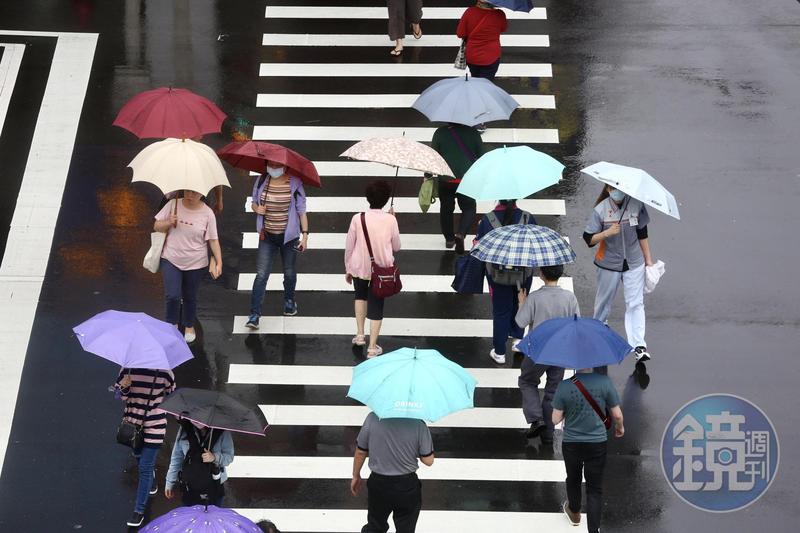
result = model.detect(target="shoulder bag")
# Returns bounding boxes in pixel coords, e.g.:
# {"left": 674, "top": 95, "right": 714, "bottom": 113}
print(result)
{"left": 570, "top": 376, "right": 612, "bottom": 430}
{"left": 143, "top": 199, "right": 176, "bottom": 273}
{"left": 360, "top": 212, "right": 402, "bottom": 298}
{"left": 454, "top": 13, "right": 491, "bottom": 70}
{"left": 116, "top": 373, "right": 158, "bottom": 449}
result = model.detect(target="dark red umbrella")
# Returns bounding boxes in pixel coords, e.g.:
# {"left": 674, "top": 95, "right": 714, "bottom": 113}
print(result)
{"left": 217, "top": 141, "right": 322, "bottom": 188}
{"left": 113, "top": 87, "right": 227, "bottom": 139}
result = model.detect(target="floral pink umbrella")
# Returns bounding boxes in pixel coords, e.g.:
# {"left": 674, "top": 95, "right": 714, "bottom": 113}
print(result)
{"left": 340, "top": 137, "right": 453, "bottom": 177}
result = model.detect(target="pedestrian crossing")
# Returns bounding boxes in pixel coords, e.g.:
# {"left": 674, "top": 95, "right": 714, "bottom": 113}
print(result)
{"left": 225, "top": 3, "right": 579, "bottom": 531}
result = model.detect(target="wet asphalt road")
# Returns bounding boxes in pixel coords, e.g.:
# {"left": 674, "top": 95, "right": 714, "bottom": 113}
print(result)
{"left": 1, "top": 0, "right": 799, "bottom": 531}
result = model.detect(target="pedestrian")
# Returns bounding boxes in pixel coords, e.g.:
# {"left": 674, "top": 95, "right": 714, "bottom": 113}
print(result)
{"left": 552, "top": 368, "right": 624, "bottom": 533}
{"left": 154, "top": 189, "right": 222, "bottom": 343}
{"left": 583, "top": 185, "right": 654, "bottom": 363}
{"left": 345, "top": 180, "right": 401, "bottom": 358}
{"left": 516, "top": 264, "right": 580, "bottom": 444}
{"left": 430, "top": 123, "right": 484, "bottom": 253}
{"left": 351, "top": 412, "right": 435, "bottom": 533}
{"left": 456, "top": 0, "right": 508, "bottom": 81}
{"left": 165, "top": 419, "right": 234, "bottom": 507}
{"left": 115, "top": 368, "right": 176, "bottom": 527}
{"left": 474, "top": 200, "right": 536, "bottom": 364}
{"left": 245, "top": 161, "right": 310, "bottom": 329}
{"left": 387, "top": 0, "right": 423, "bottom": 56}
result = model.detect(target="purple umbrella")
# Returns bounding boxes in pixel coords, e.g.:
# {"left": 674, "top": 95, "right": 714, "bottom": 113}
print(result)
{"left": 73, "top": 310, "right": 193, "bottom": 369}
{"left": 140, "top": 506, "right": 263, "bottom": 532}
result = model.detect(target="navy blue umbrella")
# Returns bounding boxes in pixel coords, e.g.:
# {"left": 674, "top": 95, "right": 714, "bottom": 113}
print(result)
{"left": 488, "top": 0, "right": 535, "bottom": 13}
{"left": 517, "top": 316, "right": 633, "bottom": 368}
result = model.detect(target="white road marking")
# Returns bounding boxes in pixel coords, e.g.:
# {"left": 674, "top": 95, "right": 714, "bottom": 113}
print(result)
{"left": 228, "top": 455, "right": 567, "bottom": 482}
{"left": 263, "top": 33, "right": 549, "bottom": 48}
{"left": 228, "top": 364, "right": 574, "bottom": 389}
{"left": 256, "top": 93, "right": 556, "bottom": 109}
{"left": 244, "top": 197, "right": 566, "bottom": 215}
{"left": 260, "top": 404, "right": 527, "bottom": 428}
{"left": 233, "top": 316, "right": 492, "bottom": 337}
{"left": 264, "top": 6, "right": 548, "bottom": 20}
{"left": 0, "top": 31, "right": 97, "bottom": 474}
{"left": 0, "top": 44, "right": 25, "bottom": 137}
{"left": 260, "top": 63, "right": 552, "bottom": 78}
{"left": 253, "top": 125, "right": 559, "bottom": 144}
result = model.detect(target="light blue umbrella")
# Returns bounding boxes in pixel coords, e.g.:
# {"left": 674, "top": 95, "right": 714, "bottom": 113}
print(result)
{"left": 412, "top": 76, "right": 519, "bottom": 126}
{"left": 581, "top": 161, "right": 680, "bottom": 220}
{"left": 456, "top": 146, "right": 563, "bottom": 201}
{"left": 347, "top": 348, "right": 477, "bottom": 422}
{"left": 471, "top": 223, "right": 576, "bottom": 267}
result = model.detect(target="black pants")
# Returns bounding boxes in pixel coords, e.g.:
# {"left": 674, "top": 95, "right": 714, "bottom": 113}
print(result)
{"left": 468, "top": 59, "right": 500, "bottom": 81}
{"left": 562, "top": 441, "right": 607, "bottom": 533}
{"left": 438, "top": 181, "right": 477, "bottom": 241}
{"left": 362, "top": 473, "right": 422, "bottom": 533}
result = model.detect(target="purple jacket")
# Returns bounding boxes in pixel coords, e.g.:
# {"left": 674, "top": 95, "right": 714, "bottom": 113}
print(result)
{"left": 252, "top": 174, "right": 307, "bottom": 244}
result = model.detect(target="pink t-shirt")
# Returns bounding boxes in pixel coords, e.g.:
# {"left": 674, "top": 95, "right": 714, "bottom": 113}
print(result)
{"left": 155, "top": 200, "right": 219, "bottom": 271}
{"left": 344, "top": 209, "right": 401, "bottom": 280}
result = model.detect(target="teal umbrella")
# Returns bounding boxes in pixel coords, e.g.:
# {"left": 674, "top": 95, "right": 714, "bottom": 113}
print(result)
{"left": 456, "top": 145, "right": 563, "bottom": 201}
{"left": 347, "top": 348, "right": 477, "bottom": 422}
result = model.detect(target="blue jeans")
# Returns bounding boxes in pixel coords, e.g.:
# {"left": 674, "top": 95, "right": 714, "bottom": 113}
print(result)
{"left": 161, "top": 258, "right": 205, "bottom": 327}
{"left": 133, "top": 444, "right": 160, "bottom": 513}
{"left": 488, "top": 277, "right": 532, "bottom": 355}
{"left": 250, "top": 232, "right": 299, "bottom": 316}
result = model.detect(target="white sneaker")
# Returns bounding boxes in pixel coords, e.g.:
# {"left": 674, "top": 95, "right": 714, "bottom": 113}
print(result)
{"left": 490, "top": 349, "right": 506, "bottom": 364}
{"left": 634, "top": 346, "right": 651, "bottom": 362}
{"left": 511, "top": 339, "right": 522, "bottom": 352}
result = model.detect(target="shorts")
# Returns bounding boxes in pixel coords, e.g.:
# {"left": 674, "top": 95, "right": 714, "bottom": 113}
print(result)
{"left": 353, "top": 278, "right": 385, "bottom": 321}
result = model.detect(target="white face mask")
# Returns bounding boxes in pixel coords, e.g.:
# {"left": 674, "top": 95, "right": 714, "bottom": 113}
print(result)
{"left": 266, "top": 166, "right": 285, "bottom": 178}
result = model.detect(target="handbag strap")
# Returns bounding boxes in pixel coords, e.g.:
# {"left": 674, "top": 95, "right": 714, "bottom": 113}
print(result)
{"left": 570, "top": 376, "right": 609, "bottom": 426}
{"left": 468, "top": 13, "right": 491, "bottom": 40}
{"left": 360, "top": 212, "right": 375, "bottom": 263}
{"left": 448, "top": 126, "right": 478, "bottom": 162}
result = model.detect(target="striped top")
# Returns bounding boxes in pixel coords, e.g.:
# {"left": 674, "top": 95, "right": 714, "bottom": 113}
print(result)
{"left": 116, "top": 368, "right": 176, "bottom": 446}
{"left": 260, "top": 179, "right": 292, "bottom": 234}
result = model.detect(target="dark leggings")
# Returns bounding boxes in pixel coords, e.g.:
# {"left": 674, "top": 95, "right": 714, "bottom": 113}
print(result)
{"left": 353, "top": 278, "right": 385, "bottom": 321}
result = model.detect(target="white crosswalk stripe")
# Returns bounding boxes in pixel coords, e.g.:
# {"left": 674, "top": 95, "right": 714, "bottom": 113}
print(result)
{"left": 260, "top": 63, "right": 552, "bottom": 78}
{"left": 253, "top": 125, "right": 559, "bottom": 144}
{"left": 244, "top": 197, "right": 566, "bottom": 215}
{"left": 263, "top": 33, "right": 549, "bottom": 48}
{"left": 233, "top": 316, "right": 492, "bottom": 337}
{"left": 256, "top": 94, "right": 556, "bottom": 109}
{"left": 264, "top": 6, "right": 548, "bottom": 20}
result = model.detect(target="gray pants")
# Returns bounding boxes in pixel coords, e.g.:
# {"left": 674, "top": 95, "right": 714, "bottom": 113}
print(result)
{"left": 387, "top": 0, "right": 423, "bottom": 41}
{"left": 519, "top": 357, "right": 564, "bottom": 438}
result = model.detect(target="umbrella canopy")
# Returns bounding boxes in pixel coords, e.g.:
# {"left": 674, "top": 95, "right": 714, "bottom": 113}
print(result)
{"left": 581, "top": 161, "right": 680, "bottom": 220}
{"left": 73, "top": 310, "right": 192, "bottom": 370}
{"left": 456, "top": 145, "right": 563, "bottom": 200}
{"left": 347, "top": 348, "right": 477, "bottom": 422}
{"left": 516, "top": 316, "right": 633, "bottom": 368}
{"left": 141, "top": 505, "right": 262, "bottom": 533}
{"left": 159, "top": 388, "right": 268, "bottom": 436}
{"left": 129, "top": 138, "right": 231, "bottom": 196}
{"left": 488, "top": 0, "right": 535, "bottom": 12}
{"left": 412, "top": 76, "right": 519, "bottom": 126}
{"left": 113, "top": 87, "right": 227, "bottom": 139}
{"left": 341, "top": 137, "right": 453, "bottom": 177}
{"left": 471, "top": 223, "right": 576, "bottom": 267}
{"left": 217, "top": 140, "right": 321, "bottom": 188}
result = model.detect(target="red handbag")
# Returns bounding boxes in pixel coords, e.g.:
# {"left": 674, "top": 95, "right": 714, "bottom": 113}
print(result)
{"left": 360, "top": 212, "right": 402, "bottom": 298}
{"left": 571, "top": 376, "right": 613, "bottom": 430}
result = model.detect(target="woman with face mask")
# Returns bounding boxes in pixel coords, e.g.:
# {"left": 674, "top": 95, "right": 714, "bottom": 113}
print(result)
{"left": 583, "top": 185, "right": 655, "bottom": 364}
{"left": 245, "top": 161, "right": 309, "bottom": 329}
{"left": 153, "top": 189, "right": 223, "bottom": 343}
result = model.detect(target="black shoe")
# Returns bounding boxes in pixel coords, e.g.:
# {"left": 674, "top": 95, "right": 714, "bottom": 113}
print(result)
{"left": 454, "top": 235, "right": 465, "bottom": 254}
{"left": 149, "top": 470, "right": 158, "bottom": 496}
{"left": 445, "top": 239, "right": 455, "bottom": 249}
{"left": 245, "top": 315, "right": 259, "bottom": 329}
{"left": 283, "top": 299, "right": 298, "bottom": 316}
{"left": 634, "top": 345, "right": 651, "bottom": 362}
{"left": 127, "top": 512, "right": 144, "bottom": 527}
{"left": 526, "top": 420, "right": 547, "bottom": 439}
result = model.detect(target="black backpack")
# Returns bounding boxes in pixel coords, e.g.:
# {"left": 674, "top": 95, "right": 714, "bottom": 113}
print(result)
{"left": 179, "top": 423, "right": 223, "bottom": 497}
{"left": 484, "top": 211, "right": 534, "bottom": 288}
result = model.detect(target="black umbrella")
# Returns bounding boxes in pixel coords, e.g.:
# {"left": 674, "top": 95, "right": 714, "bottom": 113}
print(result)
{"left": 160, "top": 388, "right": 268, "bottom": 436}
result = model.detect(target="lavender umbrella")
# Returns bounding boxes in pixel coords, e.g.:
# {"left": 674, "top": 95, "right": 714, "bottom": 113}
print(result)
{"left": 73, "top": 310, "right": 193, "bottom": 370}
{"left": 140, "top": 506, "right": 263, "bottom": 532}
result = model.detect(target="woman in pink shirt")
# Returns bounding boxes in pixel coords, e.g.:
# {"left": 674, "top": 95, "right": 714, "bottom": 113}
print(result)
{"left": 154, "top": 190, "right": 223, "bottom": 343}
{"left": 344, "top": 181, "right": 401, "bottom": 358}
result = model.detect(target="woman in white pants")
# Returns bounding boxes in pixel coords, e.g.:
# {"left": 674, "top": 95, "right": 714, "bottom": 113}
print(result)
{"left": 583, "top": 185, "right": 654, "bottom": 363}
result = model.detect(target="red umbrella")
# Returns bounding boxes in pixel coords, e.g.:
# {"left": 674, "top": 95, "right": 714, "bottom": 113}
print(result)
{"left": 217, "top": 141, "right": 322, "bottom": 188}
{"left": 113, "top": 87, "right": 227, "bottom": 139}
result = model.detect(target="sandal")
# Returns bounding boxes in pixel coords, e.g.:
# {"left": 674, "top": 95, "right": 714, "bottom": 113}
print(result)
{"left": 352, "top": 334, "right": 366, "bottom": 346}
{"left": 366, "top": 345, "right": 383, "bottom": 359}
{"left": 412, "top": 24, "right": 422, "bottom": 39}
{"left": 390, "top": 47, "right": 403, "bottom": 56}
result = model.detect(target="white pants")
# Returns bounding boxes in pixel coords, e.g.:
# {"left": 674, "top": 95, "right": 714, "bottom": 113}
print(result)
{"left": 593, "top": 264, "right": 646, "bottom": 348}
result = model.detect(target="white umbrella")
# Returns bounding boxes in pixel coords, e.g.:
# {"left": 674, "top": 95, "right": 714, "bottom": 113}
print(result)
{"left": 581, "top": 161, "right": 680, "bottom": 220}
{"left": 129, "top": 138, "right": 230, "bottom": 195}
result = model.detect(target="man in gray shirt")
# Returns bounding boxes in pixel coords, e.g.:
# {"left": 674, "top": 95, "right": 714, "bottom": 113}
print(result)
{"left": 515, "top": 265, "right": 580, "bottom": 443}
{"left": 351, "top": 412, "right": 435, "bottom": 533}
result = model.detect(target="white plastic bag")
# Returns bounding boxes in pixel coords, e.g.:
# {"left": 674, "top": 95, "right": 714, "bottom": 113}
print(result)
{"left": 143, "top": 231, "right": 166, "bottom": 273}
{"left": 644, "top": 260, "right": 665, "bottom": 294}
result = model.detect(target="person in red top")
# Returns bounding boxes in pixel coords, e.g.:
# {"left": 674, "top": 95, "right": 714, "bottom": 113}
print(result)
{"left": 456, "top": 1, "right": 508, "bottom": 80}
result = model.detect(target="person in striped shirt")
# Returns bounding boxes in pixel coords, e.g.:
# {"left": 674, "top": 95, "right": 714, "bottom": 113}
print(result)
{"left": 115, "top": 368, "right": 175, "bottom": 527}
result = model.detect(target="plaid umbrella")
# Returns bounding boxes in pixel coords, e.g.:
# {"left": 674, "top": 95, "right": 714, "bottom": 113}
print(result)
{"left": 470, "top": 224, "right": 575, "bottom": 267}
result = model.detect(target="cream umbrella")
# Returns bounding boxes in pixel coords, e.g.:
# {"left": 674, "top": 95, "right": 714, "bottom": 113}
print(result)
{"left": 129, "top": 138, "right": 230, "bottom": 195}
{"left": 340, "top": 137, "right": 453, "bottom": 177}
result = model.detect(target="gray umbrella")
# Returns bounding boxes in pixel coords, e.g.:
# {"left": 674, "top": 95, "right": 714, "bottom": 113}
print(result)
{"left": 160, "top": 388, "right": 268, "bottom": 436}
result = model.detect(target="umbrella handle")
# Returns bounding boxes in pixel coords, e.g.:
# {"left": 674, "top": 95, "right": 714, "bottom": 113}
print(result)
{"left": 172, "top": 196, "right": 179, "bottom": 228}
